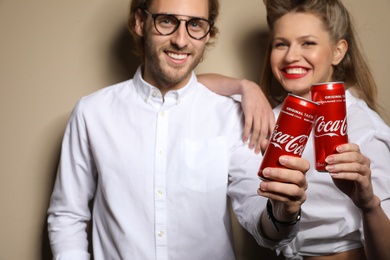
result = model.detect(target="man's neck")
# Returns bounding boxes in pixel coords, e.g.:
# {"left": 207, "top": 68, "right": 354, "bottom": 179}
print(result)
{"left": 141, "top": 67, "right": 192, "bottom": 97}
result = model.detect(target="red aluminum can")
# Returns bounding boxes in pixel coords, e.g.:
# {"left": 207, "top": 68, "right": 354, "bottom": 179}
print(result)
{"left": 258, "top": 94, "right": 318, "bottom": 181}
{"left": 310, "top": 82, "right": 348, "bottom": 172}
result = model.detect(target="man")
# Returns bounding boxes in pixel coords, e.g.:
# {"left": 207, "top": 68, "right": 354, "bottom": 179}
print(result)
{"left": 47, "top": 0, "right": 309, "bottom": 259}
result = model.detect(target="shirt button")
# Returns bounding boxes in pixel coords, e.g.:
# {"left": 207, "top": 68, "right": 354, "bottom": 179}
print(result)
{"left": 160, "top": 111, "right": 166, "bottom": 117}
{"left": 157, "top": 231, "right": 165, "bottom": 237}
{"left": 156, "top": 190, "right": 163, "bottom": 196}
{"left": 159, "top": 149, "right": 164, "bottom": 155}
{"left": 152, "top": 90, "right": 158, "bottom": 97}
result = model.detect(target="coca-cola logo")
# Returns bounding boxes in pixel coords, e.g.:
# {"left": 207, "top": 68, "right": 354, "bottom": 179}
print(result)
{"left": 314, "top": 115, "right": 347, "bottom": 137}
{"left": 268, "top": 125, "right": 309, "bottom": 156}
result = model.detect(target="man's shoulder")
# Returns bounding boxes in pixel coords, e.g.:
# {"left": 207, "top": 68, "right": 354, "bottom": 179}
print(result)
{"left": 72, "top": 79, "right": 134, "bottom": 115}
{"left": 195, "top": 82, "right": 241, "bottom": 106}
{"left": 78, "top": 79, "right": 132, "bottom": 104}
{"left": 190, "top": 83, "right": 244, "bottom": 125}
{"left": 85, "top": 79, "right": 132, "bottom": 99}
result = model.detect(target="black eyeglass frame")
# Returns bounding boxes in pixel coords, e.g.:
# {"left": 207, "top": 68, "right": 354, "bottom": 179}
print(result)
{"left": 142, "top": 9, "right": 214, "bottom": 40}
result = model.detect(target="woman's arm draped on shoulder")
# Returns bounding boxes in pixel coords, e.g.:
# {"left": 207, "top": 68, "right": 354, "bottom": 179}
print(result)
{"left": 198, "top": 73, "right": 275, "bottom": 154}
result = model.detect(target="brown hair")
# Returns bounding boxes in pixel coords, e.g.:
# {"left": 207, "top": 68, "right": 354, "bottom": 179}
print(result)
{"left": 127, "top": 0, "right": 220, "bottom": 63}
{"left": 260, "top": 0, "right": 379, "bottom": 113}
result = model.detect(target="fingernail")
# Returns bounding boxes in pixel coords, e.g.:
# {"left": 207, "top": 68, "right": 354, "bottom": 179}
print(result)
{"left": 260, "top": 181, "right": 268, "bottom": 191}
{"left": 325, "top": 156, "right": 334, "bottom": 163}
{"left": 326, "top": 165, "right": 335, "bottom": 171}
{"left": 279, "top": 156, "right": 288, "bottom": 164}
{"left": 336, "top": 145, "right": 343, "bottom": 153}
{"left": 262, "top": 168, "right": 270, "bottom": 177}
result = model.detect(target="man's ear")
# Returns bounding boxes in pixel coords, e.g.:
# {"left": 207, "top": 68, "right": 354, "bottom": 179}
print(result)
{"left": 134, "top": 9, "right": 144, "bottom": 37}
{"left": 332, "top": 39, "right": 348, "bottom": 66}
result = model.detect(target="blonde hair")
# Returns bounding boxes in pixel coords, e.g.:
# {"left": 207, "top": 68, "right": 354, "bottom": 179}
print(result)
{"left": 260, "top": 0, "right": 379, "bottom": 113}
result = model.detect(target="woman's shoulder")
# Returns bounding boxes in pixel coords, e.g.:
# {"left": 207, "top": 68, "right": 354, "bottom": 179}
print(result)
{"left": 346, "top": 90, "right": 390, "bottom": 143}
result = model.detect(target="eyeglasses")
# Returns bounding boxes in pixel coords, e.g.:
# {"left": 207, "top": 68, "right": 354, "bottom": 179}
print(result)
{"left": 143, "top": 9, "right": 213, "bottom": 40}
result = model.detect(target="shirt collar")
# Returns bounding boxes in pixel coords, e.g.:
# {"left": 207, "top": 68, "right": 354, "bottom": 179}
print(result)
{"left": 345, "top": 88, "right": 357, "bottom": 108}
{"left": 133, "top": 66, "right": 197, "bottom": 107}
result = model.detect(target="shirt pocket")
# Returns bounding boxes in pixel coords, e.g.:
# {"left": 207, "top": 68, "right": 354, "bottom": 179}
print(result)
{"left": 179, "top": 137, "right": 229, "bottom": 193}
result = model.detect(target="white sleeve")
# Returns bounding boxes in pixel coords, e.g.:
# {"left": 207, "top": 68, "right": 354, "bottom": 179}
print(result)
{"left": 226, "top": 107, "right": 298, "bottom": 249}
{"left": 227, "top": 141, "right": 299, "bottom": 249}
{"left": 356, "top": 122, "right": 390, "bottom": 243}
{"left": 53, "top": 250, "right": 90, "bottom": 260}
{"left": 357, "top": 125, "right": 390, "bottom": 215}
{"left": 47, "top": 100, "right": 97, "bottom": 258}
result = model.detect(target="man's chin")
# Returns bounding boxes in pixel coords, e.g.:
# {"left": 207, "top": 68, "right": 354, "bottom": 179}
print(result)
{"left": 162, "top": 66, "right": 191, "bottom": 82}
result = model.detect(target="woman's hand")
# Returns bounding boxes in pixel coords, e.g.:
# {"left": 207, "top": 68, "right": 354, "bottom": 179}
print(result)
{"left": 257, "top": 152, "right": 309, "bottom": 221}
{"left": 197, "top": 74, "right": 275, "bottom": 154}
{"left": 325, "top": 143, "right": 379, "bottom": 212}
{"left": 257, "top": 151, "right": 309, "bottom": 240}
{"left": 240, "top": 79, "right": 275, "bottom": 154}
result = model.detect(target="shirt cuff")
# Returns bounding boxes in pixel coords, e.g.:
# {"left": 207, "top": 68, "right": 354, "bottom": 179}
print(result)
{"left": 250, "top": 209, "right": 300, "bottom": 250}
{"left": 53, "top": 250, "right": 90, "bottom": 260}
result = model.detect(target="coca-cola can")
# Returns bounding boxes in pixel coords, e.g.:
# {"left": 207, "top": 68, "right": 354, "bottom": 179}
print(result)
{"left": 258, "top": 94, "right": 318, "bottom": 181}
{"left": 310, "top": 82, "right": 348, "bottom": 172}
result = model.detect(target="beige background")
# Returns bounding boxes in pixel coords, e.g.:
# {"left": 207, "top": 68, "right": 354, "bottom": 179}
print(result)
{"left": 0, "top": 0, "right": 389, "bottom": 259}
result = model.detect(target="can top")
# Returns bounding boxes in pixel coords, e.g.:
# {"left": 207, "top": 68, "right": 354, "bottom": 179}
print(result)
{"left": 287, "top": 93, "right": 319, "bottom": 106}
{"left": 310, "top": 81, "right": 344, "bottom": 87}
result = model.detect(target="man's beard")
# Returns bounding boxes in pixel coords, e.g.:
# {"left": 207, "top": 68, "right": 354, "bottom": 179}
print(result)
{"left": 143, "top": 35, "right": 205, "bottom": 87}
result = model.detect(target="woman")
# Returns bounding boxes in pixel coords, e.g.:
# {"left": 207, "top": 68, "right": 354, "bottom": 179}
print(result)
{"left": 200, "top": 0, "right": 390, "bottom": 259}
